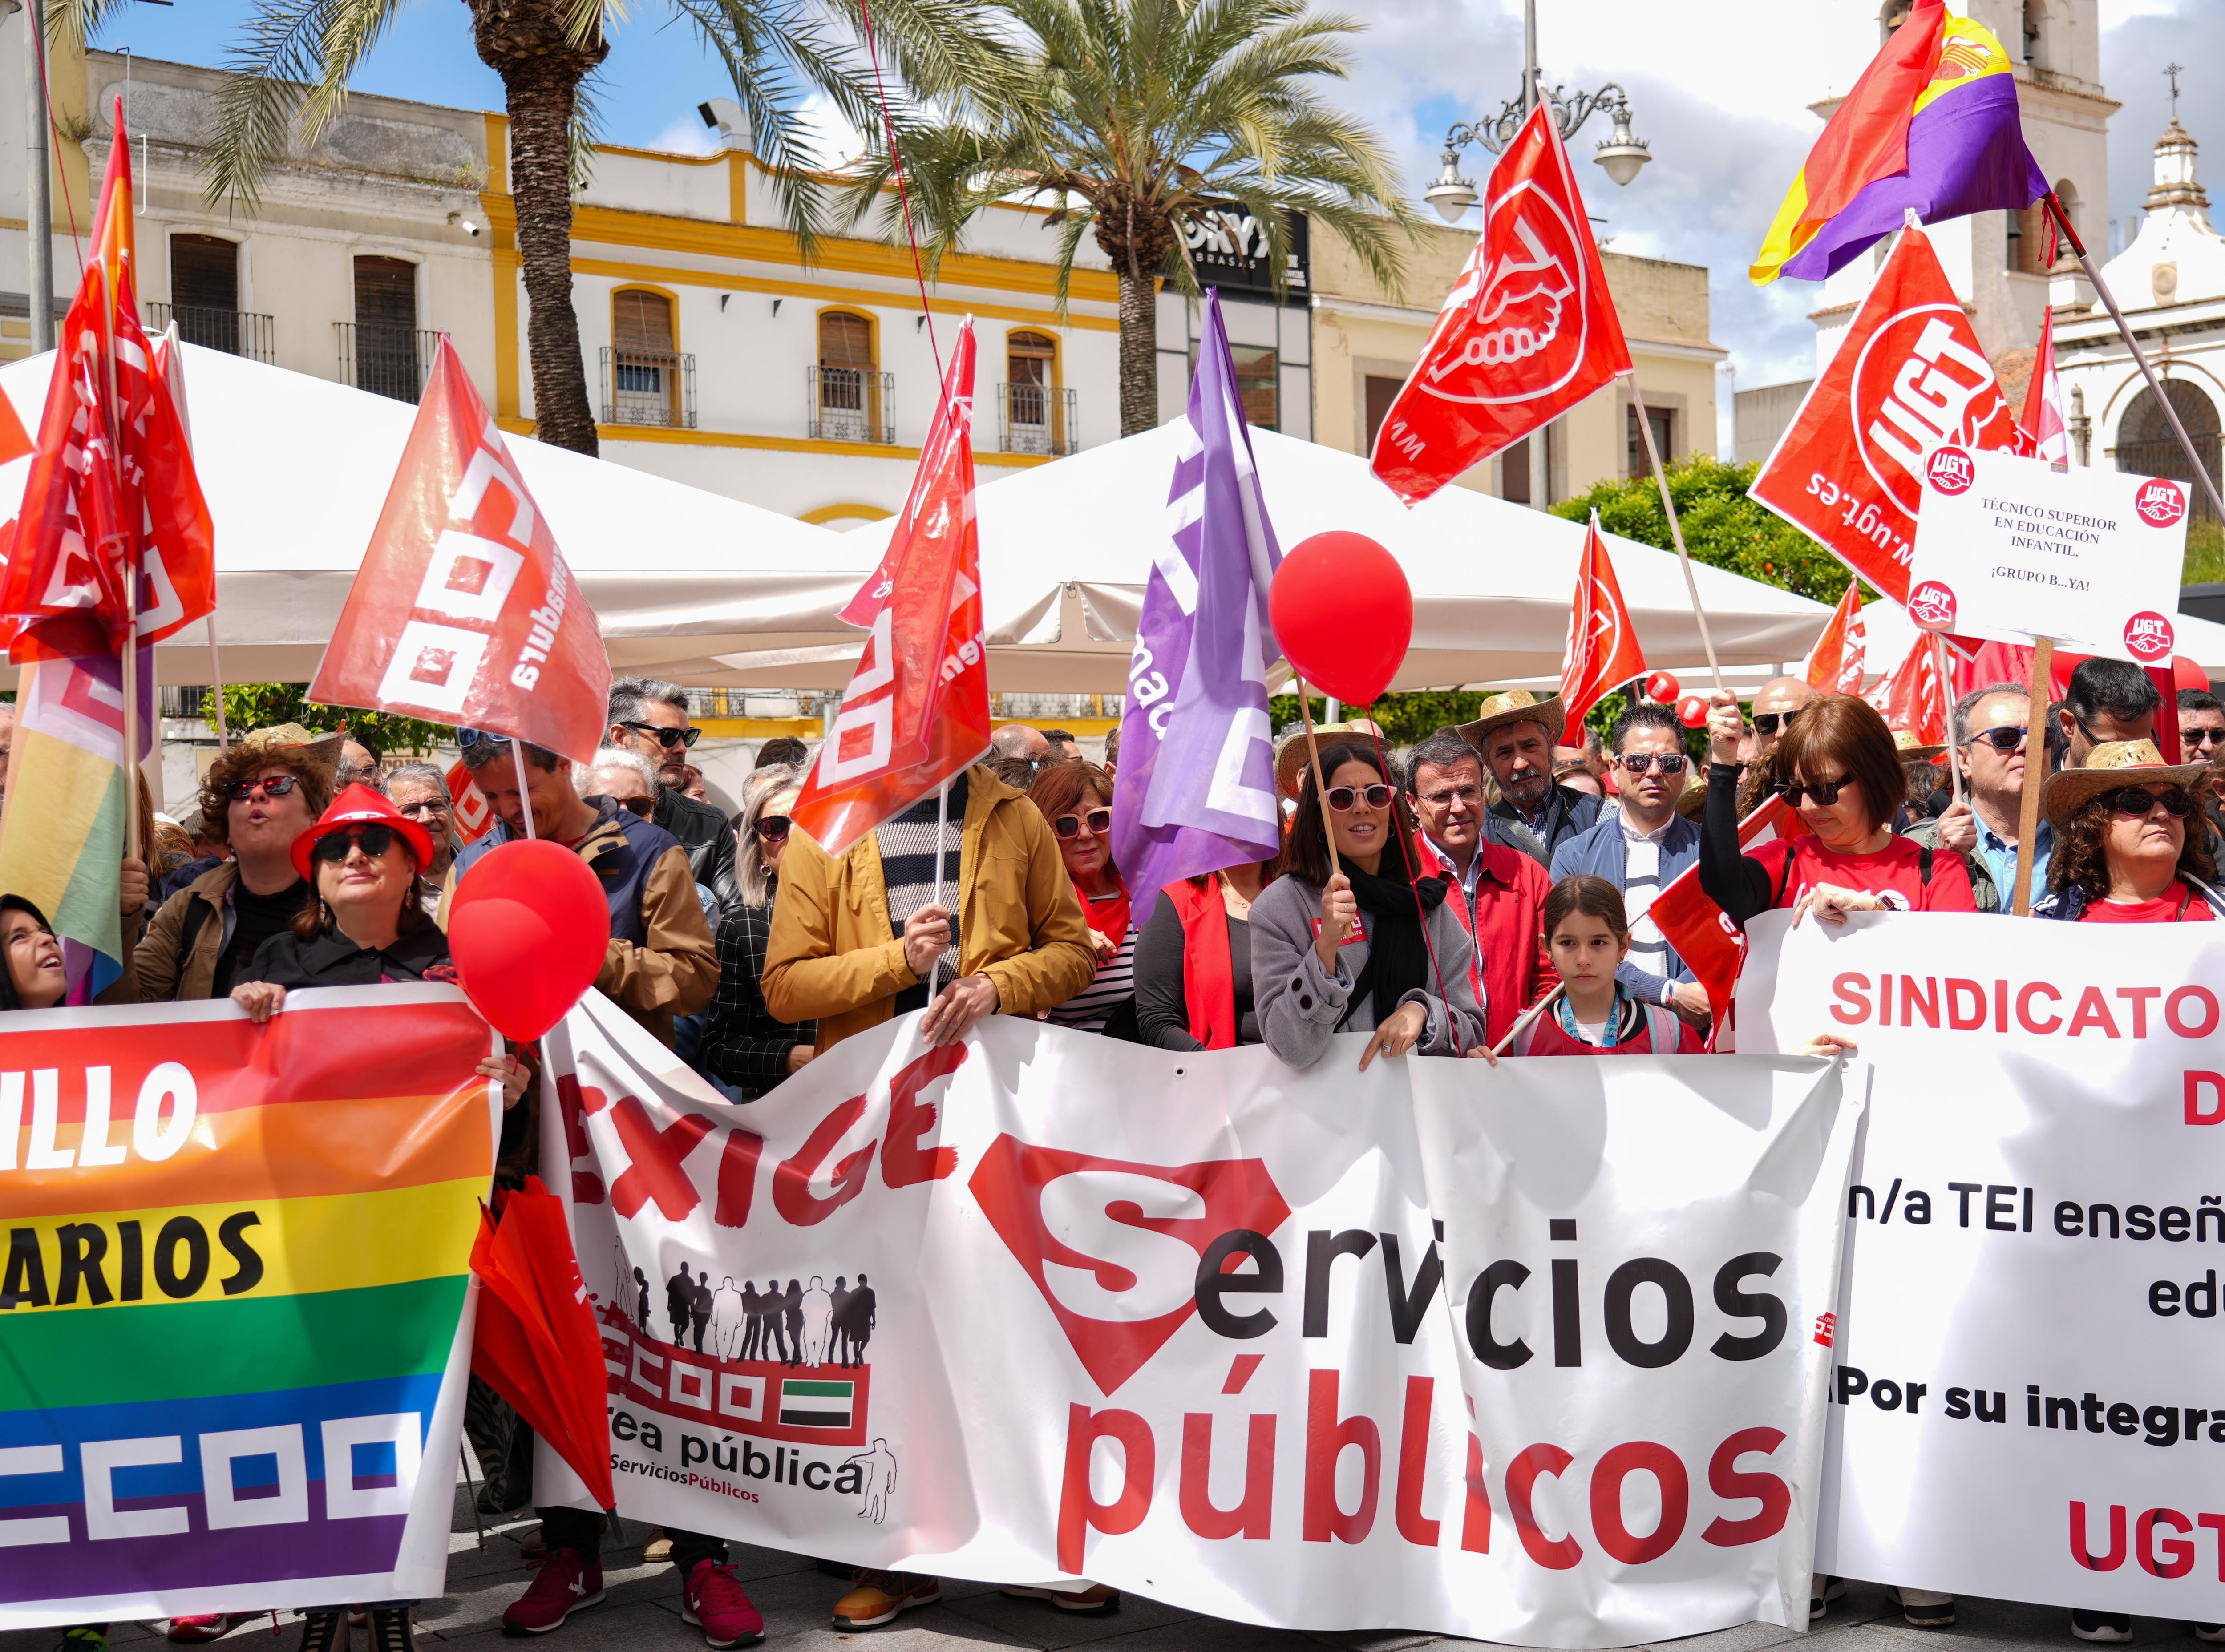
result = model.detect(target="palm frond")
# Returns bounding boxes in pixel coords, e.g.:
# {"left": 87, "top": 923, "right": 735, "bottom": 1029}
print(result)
{"left": 570, "top": 67, "right": 610, "bottom": 195}
{"left": 201, "top": 0, "right": 407, "bottom": 214}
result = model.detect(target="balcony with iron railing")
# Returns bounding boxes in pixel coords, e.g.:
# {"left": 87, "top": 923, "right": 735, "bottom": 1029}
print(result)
{"left": 336, "top": 323, "right": 441, "bottom": 403}
{"left": 600, "top": 346, "right": 697, "bottom": 428}
{"left": 998, "top": 381, "right": 1078, "bottom": 457}
{"left": 808, "top": 365, "right": 894, "bottom": 445}
{"left": 145, "top": 303, "right": 275, "bottom": 363}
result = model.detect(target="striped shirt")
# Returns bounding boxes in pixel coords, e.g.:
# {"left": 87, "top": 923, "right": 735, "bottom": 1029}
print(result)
{"left": 878, "top": 776, "right": 967, "bottom": 1014}
{"left": 1619, "top": 810, "right": 1673, "bottom": 985}
{"left": 1047, "top": 896, "right": 1137, "bottom": 1032}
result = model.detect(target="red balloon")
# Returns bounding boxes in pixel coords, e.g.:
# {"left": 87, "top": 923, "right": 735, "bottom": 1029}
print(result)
{"left": 1270, "top": 531, "right": 1413, "bottom": 707}
{"left": 448, "top": 840, "right": 612, "bottom": 1041}
{"left": 2175, "top": 654, "right": 2211, "bottom": 692}
{"left": 1646, "top": 671, "right": 1681, "bottom": 705}
{"left": 1677, "top": 694, "right": 1710, "bottom": 729}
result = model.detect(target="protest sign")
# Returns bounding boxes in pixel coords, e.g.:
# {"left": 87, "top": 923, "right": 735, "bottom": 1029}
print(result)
{"left": 537, "top": 992, "right": 1857, "bottom": 1648}
{"left": 0, "top": 988, "right": 497, "bottom": 1628}
{"left": 1737, "top": 913, "right": 2225, "bottom": 1617}
{"left": 1906, "top": 446, "right": 2188, "bottom": 663}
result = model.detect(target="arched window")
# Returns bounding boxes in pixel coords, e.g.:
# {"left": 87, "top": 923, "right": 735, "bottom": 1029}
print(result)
{"left": 2022, "top": 0, "right": 2046, "bottom": 69}
{"left": 2116, "top": 380, "right": 2223, "bottom": 521}
{"left": 1006, "top": 329, "right": 1056, "bottom": 441}
{"left": 610, "top": 290, "right": 679, "bottom": 424}
{"left": 813, "top": 311, "right": 886, "bottom": 443}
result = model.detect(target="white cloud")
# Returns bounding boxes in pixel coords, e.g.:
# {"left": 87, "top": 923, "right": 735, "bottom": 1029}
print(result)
{"left": 647, "top": 116, "right": 720, "bottom": 157}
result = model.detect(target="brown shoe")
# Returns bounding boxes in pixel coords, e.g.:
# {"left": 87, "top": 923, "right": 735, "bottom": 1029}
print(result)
{"left": 641, "top": 1528, "right": 673, "bottom": 1565}
{"left": 517, "top": 1524, "right": 547, "bottom": 1563}
{"left": 1000, "top": 1583, "right": 1119, "bottom": 1616}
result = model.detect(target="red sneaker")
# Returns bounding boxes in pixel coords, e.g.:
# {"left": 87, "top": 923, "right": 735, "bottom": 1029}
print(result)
{"left": 166, "top": 1616, "right": 263, "bottom": 1644}
{"left": 501, "top": 1549, "right": 605, "bottom": 1636}
{"left": 681, "top": 1561, "right": 765, "bottom": 1649}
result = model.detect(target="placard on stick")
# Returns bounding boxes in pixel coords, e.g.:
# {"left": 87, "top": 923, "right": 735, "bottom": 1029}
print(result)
{"left": 1905, "top": 446, "right": 2187, "bottom": 662}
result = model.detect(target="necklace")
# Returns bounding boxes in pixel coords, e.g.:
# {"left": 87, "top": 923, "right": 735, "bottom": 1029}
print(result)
{"left": 1216, "top": 870, "right": 1253, "bottom": 915}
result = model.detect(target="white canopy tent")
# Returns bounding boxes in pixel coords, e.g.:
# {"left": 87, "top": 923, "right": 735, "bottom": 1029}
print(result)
{"left": 0, "top": 345, "right": 868, "bottom": 686}
{"left": 708, "top": 424, "right": 1834, "bottom": 694}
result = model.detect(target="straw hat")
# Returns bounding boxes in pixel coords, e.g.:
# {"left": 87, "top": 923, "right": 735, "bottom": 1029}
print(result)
{"left": 1457, "top": 689, "right": 1566, "bottom": 750}
{"left": 239, "top": 721, "right": 346, "bottom": 768}
{"left": 1275, "top": 720, "right": 1387, "bottom": 798}
{"left": 2042, "top": 740, "right": 2210, "bottom": 830}
{"left": 1892, "top": 727, "right": 1946, "bottom": 763}
{"left": 290, "top": 782, "right": 438, "bottom": 882}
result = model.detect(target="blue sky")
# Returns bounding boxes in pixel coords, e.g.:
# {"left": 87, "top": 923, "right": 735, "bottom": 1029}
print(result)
{"left": 88, "top": 0, "right": 2218, "bottom": 389}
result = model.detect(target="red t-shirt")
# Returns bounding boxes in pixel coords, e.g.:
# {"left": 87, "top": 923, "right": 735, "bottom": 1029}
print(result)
{"left": 1748, "top": 834, "right": 1976, "bottom": 914}
{"left": 1520, "top": 1010, "right": 1705, "bottom": 1056}
{"left": 2080, "top": 887, "right": 2216, "bottom": 923}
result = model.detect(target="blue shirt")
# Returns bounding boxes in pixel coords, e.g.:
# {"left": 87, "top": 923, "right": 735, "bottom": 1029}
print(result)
{"left": 1974, "top": 814, "right": 2051, "bottom": 906}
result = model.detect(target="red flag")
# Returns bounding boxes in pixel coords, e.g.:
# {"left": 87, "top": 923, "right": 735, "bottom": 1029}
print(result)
{"left": 1863, "top": 631, "right": 1948, "bottom": 746}
{"left": 2016, "top": 304, "right": 2071, "bottom": 464}
{"left": 1802, "top": 584, "right": 1868, "bottom": 695}
{"left": 0, "top": 98, "right": 214, "bottom": 661}
{"left": 310, "top": 338, "right": 610, "bottom": 763}
{"left": 791, "top": 319, "right": 992, "bottom": 857}
{"left": 1559, "top": 511, "right": 1646, "bottom": 725}
{"left": 0, "top": 385, "right": 28, "bottom": 467}
{"left": 1650, "top": 796, "right": 1809, "bottom": 1049}
{"left": 1749, "top": 226, "right": 2020, "bottom": 606}
{"left": 1371, "top": 103, "right": 1633, "bottom": 505}
{"left": 448, "top": 759, "right": 497, "bottom": 844}
{"left": 469, "top": 1178, "right": 615, "bottom": 1511}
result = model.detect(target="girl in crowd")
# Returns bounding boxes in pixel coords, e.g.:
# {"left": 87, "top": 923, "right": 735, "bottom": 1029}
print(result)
{"left": 1133, "top": 851, "right": 1277, "bottom": 1051}
{"left": 1029, "top": 760, "right": 1137, "bottom": 1035}
{"left": 1700, "top": 690, "right": 1974, "bottom": 927}
{"left": 2036, "top": 740, "right": 2225, "bottom": 922}
{"left": 1509, "top": 876, "right": 1704, "bottom": 1054}
{"left": 701, "top": 764, "right": 817, "bottom": 1096}
{"left": 1250, "top": 742, "right": 1485, "bottom": 1069}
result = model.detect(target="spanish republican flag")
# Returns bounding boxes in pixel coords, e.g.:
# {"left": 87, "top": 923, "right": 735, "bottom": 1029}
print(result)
{"left": 1751, "top": 1, "right": 2046, "bottom": 284}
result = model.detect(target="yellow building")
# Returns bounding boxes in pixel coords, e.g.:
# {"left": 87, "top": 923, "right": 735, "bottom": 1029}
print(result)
{"left": 1309, "top": 219, "right": 1726, "bottom": 506}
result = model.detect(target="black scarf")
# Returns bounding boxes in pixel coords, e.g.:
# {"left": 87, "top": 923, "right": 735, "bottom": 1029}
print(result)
{"left": 1334, "top": 864, "right": 1451, "bottom": 1031}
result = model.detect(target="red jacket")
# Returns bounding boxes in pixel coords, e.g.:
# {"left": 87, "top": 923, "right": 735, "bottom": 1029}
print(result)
{"left": 1414, "top": 831, "right": 1553, "bottom": 1048}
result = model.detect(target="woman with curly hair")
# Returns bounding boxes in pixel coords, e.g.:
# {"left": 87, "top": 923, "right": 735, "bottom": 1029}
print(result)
{"left": 1027, "top": 759, "right": 1136, "bottom": 1034}
{"left": 2035, "top": 740, "right": 2225, "bottom": 922}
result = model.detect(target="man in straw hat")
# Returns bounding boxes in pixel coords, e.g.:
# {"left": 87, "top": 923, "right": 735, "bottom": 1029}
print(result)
{"left": 1459, "top": 690, "right": 1602, "bottom": 869}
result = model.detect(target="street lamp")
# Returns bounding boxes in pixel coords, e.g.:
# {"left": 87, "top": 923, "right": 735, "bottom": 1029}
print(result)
{"left": 1427, "top": 2, "right": 1651, "bottom": 224}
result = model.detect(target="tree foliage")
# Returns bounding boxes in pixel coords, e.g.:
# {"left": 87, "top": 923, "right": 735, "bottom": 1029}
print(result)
{"left": 218, "top": 684, "right": 449, "bottom": 757}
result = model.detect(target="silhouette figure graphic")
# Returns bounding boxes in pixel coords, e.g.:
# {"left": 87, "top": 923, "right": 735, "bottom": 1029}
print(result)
{"left": 665, "top": 1265, "right": 694, "bottom": 1345}
{"left": 761, "top": 1277, "right": 789, "bottom": 1364}
{"left": 829, "top": 1277, "right": 853, "bottom": 1364}
{"left": 782, "top": 1280, "right": 804, "bottom": 1368}
{"left": 800, "top": 1275, "right": 834, "bottom": 1365}
{"left": 843, "top": 1439, "right": 898, "bottom": 1523}
{"left": 688, "top": 1268, "right": 714, "bottom": 1353}
{"left": 833, "top": 1272, "right": 876, "bottom": 1367}
{"left": 631, "top": 1266, "right": 652, "bottom": 1334}
{"left": 710, "top": 1276, "right": 746, "bottom": 1359}
{"left": 739, "top": 1281, "right": 763, "bottom": 1361}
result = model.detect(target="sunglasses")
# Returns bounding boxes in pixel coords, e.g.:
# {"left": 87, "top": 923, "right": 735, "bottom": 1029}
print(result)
{"left": 1751, "top": 711, "right": 1806, "bottom": 736}
{"left": 2106, "top": 785, "right": 2196, "bottom": 819}
{"left": 1966, "top": 727, "right": 2028, "bottom": 754}
{"left": 757, "top": 814, "right": 792, "bottom": 841}
{"left": 1778, "top": 776, "right": 1850, "bottom": 808}
{"left": 1053, "top": 808, "right": 1113, "bottom": 839}
{"left": 2186, "top": 727, "right": 2225, "bottom": 748}
{"left": 1615, "top": 752, "right": 1688, "bottom": 776}
{"left": 457, "top": 728, "right": 507, "bottom": 750}
{"left": 312, "top": 825, "right": 398, "bottom": 864}
{"left": 229, "top": 774, "right": 302, "bottom": 801}
{"left": 621, "top": 720, "right": 702, "bottom": 751}
{"left": 1326, "top": 783, "right": 1394, "bottom": 812}
{"left": 615, "top": 796, "right": 656, "bottom": 818}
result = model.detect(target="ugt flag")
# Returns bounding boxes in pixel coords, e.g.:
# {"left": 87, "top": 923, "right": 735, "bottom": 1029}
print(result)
{"left": 1109, "top": 292, "right": 1285, "bottom": 901}
{"left": 1558, "top": 510, "right": 1646, "bottom": 727}
{"left": 1802, "top": 584, "right": 1867, "bottom": 695}
{"left": 1371, "top": 101, "right": 1631, "bottom": 505}
{"left": 310, "top": 338, "right": 609, "bottom": 763}
{"left": 791, "top": 319, "right": 992, "bottom": 857}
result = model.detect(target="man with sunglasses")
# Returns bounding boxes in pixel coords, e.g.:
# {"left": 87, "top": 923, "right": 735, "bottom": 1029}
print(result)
{"left": 1911, "top": 685, "right": 2047, "bottom": 913}
{"left": 2179, "top": 690, "right": 2225, "bottom": 840}
{"left": 2058, "top": 656, "right": 2158, "bottom": 771}
{"left": 1748, "top": 676, "right": 1818, "bottom": 759}
{"left": 606, "top": 678, "right": 738, "bottom": 908}
{"left": 1550, "top": 702, "right": 1709, "bottom": 1028}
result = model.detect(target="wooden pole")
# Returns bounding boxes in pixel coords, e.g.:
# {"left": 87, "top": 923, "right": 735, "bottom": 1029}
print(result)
{"left": 2009, "top": 637, "right": 2054, "bottom": 917}
{"left": 1627, "top": 374, "right": 1724, "bottom": 692}
{"left": 509, "top": 740, "right": 537, "bottom": 840}
{"left": 1933, "top": 632, "right": 1965, "bottom": 807}
{"left": 1294, "top": 677, "right": 1341, "bottom": 879}
{"left": 92, "top": 262, "right": 141, "bottom": 864}
{"left": 1490, "top": 982, "right": 1564, "bottom": 1058}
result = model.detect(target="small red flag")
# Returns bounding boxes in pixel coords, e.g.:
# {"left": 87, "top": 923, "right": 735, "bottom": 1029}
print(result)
{"left": 1863, "top": 632, "right": 1948, "bottom": 747}
{"left": 0, "top": 385, "right": 29, "bottom": 467}
{"left": 2016, "top": 304, "right": 2071, "bottom": 464}
{"left": 448, "top": 759, "right": 497, "bottom": 844}
{"left": 1371, "top": 103, "right": 1633, "bottom": 505}
{"left": 1749, "top": 225, "right": 2020, "bottom": 607}
{"left": 791, "top": 319, "right": 992, "bottom": 857}
{"left": 1802, "top": 584, "right": 1868, "bottom": 696}
{"left": 1650, "top": 796, "right": 1808, "bottom": 1049}
{"left": 311, "top": 339, "right": 610, "bottom": 763}
{"left": 1558, "top": 512, "right": 1646, "bottom": 726}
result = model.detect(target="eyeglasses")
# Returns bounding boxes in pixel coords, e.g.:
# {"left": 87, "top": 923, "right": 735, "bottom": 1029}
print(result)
{"left": 1052, "top": 808, "right": 1113, "bottom": 839}
{"left": 757, "top": 814, "right": 792, "bottom": 842}
{"left": 620, "top": 720, "right": 702, "bottom": 751}
{"left": 1615, "top": 752, "right": 1688, "bottom": 776}
{"left": 614, "top": 796, "right": 655, "bottom": 818}
{"left": 394, "top": 799, "right": 450, "bottom": 820}
{"left": 2106, "top": 785, "right": 2196, "bottom": 819}
{"left": 1777, "top": 775, "right": 1850, "bottom": 808}
{"left": 2185, "top": 727, "right": 2225, "bottom": 750}
{"left": 1966, "top": 727, "right": 2029, "bottom": 754}
{"left": 1751, "top": 710, "right": 1807, "bottom": 736}
{"left": 457, "top": 728, "right": 508, "bottom": 750}
{"left": 229, "top": 774, "right": 302, "bottom": 802}
{"left": 312, "top": 825, "right": 398, "bottom": 864}
{"left": 1325, "top": 783, "right": 1394, "bottom": 813}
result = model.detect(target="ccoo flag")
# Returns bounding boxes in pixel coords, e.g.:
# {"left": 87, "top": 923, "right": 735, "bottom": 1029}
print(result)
{"left": 1109, "top": 291, "right": 1285, "bottom": 902}
{"left": 1558, "top": 511, "right": 1646, "bottom": 727}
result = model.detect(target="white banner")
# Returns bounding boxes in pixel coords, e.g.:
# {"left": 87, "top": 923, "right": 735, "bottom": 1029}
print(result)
{"left": 536, "top": 991, "right": 1857, "bottom": 1648}
{"left": 1739, "top": 911, "right": 2225, "bottom": 1618}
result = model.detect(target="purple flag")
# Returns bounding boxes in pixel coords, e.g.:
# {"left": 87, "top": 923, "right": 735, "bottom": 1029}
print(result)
{"left": 1110, "top": 291, "right": 1285, "bottom": 903}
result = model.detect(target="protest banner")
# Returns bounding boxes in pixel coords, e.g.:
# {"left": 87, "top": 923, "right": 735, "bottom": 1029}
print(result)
{"left": 535, "top": 991, "right": 1858, "bottom": 1648}
{"left": 0, "top": 988, "right": 498, "bottom": 1628}
{"left": 1736, "top": 913, "right": 2225, "bottom": 1619}
{"left": 1906, "top": 446, "right": 2189, "bottom": 664}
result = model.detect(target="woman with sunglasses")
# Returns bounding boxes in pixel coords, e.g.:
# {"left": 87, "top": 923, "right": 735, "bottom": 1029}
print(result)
{"left": 1251, "top": 743, "right": 1485, "bottom": 1070}
{"left": 2034, "top": 741, "right": 2225, "bottom": 923}
{"left": 702, "top": 764, "right": 817, "bottom": 1096}
{"left": 1700, "top": 690, "right": 1974, "bottom": 929}
{"left": 1028, "top": 760, "right": 1137, "bottom": 1034}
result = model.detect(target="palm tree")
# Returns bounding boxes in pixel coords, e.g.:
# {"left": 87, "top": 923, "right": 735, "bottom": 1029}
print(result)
{"left": 48, "top": 0, "right": 998, "bottom": 456}
{"left": 852, "top": 0, "right": 1416, "bottom": 436}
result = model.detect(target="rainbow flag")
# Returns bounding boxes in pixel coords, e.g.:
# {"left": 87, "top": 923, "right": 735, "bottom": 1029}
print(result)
{"left": 0, "top": 989, "right": 495, "bottom": 1626}
{"left": 1751, "top": 3, "right": 2047, "bottom": 284}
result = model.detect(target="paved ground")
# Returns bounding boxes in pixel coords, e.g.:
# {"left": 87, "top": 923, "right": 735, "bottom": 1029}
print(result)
{"left": 6, "top": 1472, "right": 2193, "bottom": 1652}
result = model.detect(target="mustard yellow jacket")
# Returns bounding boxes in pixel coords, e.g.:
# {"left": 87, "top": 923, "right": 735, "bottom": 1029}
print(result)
{"left": 763, "top": 764, "right": 1095, "bottom": 1052}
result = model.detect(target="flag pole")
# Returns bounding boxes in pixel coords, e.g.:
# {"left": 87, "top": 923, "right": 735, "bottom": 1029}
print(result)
{"left": 1627, "top": 374, "right": 1724, "bottom": 692}
{"left": 1293, "top": 678, "right": 1341, "bottom": 879}
{"left": 2045, "top": 192, "right": 2225, "bottom": 523}
{"left": 928, "top": 778, "right": 948, "bottom": 999}
{"left": 510, "top": 740, "right": 537, "bottom": 840}
{"left": 92, "top": 259, "right": 141, "bottom": 864}
{"left": 2009, "top": 637, "right": 2054, "bottom": 917}
{"left": 1932, "top": 632, "right": 1964, "bottom": 806}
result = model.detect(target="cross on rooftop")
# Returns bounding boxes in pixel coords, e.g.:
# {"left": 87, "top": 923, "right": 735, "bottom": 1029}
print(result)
{"left": 2165, "top": 61, "right": 2184, "bottom": 121}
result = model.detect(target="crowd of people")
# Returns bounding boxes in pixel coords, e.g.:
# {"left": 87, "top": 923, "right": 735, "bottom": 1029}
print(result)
{"left": 38, "top": 661, "right": 2221, "bottom": 1652}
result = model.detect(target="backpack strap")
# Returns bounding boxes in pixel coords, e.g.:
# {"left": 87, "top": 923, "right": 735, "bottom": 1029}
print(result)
{"left": 171, "top": 894, "right": 215, "bottom": 1002}
{"left": 1641, "top": 1002, "right": 1682, "bottom": 1054}
{"left": 1918, "top": 844, "right": 1933, "bottom": 886}
{"left": 1770, "top": 843, "right": 1796, "bottom": 908}
{"left": 2176, "top": 880, "right": 2197, "bottom": 920}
